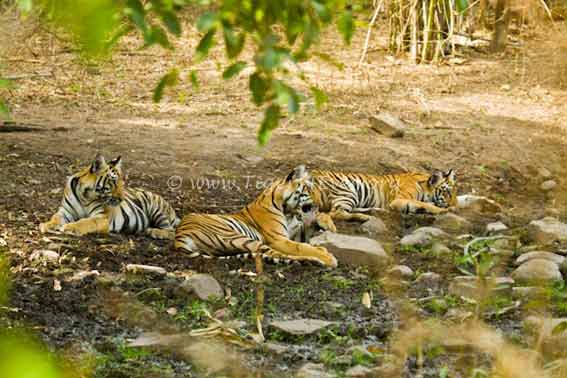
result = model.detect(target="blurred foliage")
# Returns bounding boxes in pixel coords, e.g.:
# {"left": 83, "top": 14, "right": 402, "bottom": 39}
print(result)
{"left": 17, "top": 0, "right": 357, "bottom": 144}
{"left": 0, "top": 78, "right": 11, "bottom": 119}
{"left": 0, "top": 331, "right": 62, "bottom": 378}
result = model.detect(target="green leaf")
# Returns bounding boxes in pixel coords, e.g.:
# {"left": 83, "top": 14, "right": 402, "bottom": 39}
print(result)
{"left": 553, "top": 321, "right": 567, "bottom": 336}
{"left": 197, "top": 11, "right": 217, "bottom": 33}
{"left": 337, "top": 10, "right": 354, "bottom": 45}
{"left": 190, "top": 70, "right": 200, "bottom": 90}
{"left": 125, "top": 0, "right": 147, "bottom": 32}
{"left": 438, "top": 366, "right": 449, "bottom": 378}
{"left": 196, "top": 29, "right": 216, "bottom": 60}
{"left": 273, "top": 81, "right": 300, "bottom": 113}
{"left": 148, "top": 25, "right": 171, "bottom": 48}
{"left": 161, "top": 11, "right": 181, "bottom": 36}
{"left": 249, "top": 73, "right": 268, "bottom": 106}
{"left": 153, "top": 68, "right": 179, "bottom": 102}
{"left": 0, "top": 101, "right": 10, "bottom": 118}
{"left": 311, "top": 0, "right": 331, "bottom": 22}
{"left": 223, "top": 27, "right": 245, "bottom": 59}
{"left": 258, "top": 104, "right": 280, "bottom": 146}
{"left": 0, "top": 79, "right": 11, "bottom": 88}
{"left": 222, "top": 61, "right": 246, "bottom": 80}
{"left": 310, "top": 86, "right": 328, "bottom": 110}
{"left": 455, "top": 0, "right": 469, "bottom": 13}
{"left": 17, "top": 0, "right": 33, "bottom": 13}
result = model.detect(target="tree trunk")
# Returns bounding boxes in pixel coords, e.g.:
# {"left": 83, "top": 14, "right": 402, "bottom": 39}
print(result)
{"left": 491, "top": 0, "right": 510, "bottom": 52}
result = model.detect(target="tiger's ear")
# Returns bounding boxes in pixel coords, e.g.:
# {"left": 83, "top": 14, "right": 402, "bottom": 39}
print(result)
{"left": 90, "top": 154, "right": 107, "bottom": 174}
{"left": 427, "top": 170, "right": 444, "bottom": 187}
{"left": 109, "top": 156, "right": 123, "bottom": 170}
{"left": 445, "top": 169, "right": 456, "bottom": 183}
{"left": 285, "top": 165, "right": 309, "bottom": 182}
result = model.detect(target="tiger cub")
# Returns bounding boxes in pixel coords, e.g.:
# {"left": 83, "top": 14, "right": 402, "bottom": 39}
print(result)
{"left": 175, "top": 165, "right": 338, "bottom": 267}
{"left": 310, "top": 169, "right": 457, "bottom": 223}
{"left": 39, "top": 154, "right": 179, "bottom": 239}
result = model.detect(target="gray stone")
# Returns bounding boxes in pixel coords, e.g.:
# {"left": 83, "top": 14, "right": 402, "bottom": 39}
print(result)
{"left": 296, "top": 363, "right": 337, "bottom": 378}
{"left": 431, "top": 242, "right": 451, "bottom": 255}
{"left": 368, "top": 112, "right": 406, "bottom": 138}
{"left": 448, "top": 276, "right": 514, "bottom": 299}
{"left": 322, "top": 301, "right": 345, "bottom": 316}
{"left": 528, "top": 217, "right": 567, "bottom": 245}
{"left": 456, "top": 194, "right": 503, "bottom": 213}
{"left": 310, "top": 232, "right": 390, "bottom": 268}
{"left": 541, "top": 180, "right": 557, "bottom": 192}
{"left": 345, "top": 365, "right": 373, "bottom": 378}
{"left": 366, "top": 363, "right": 400, "bottom": 378}
{"left": 270, "top": 319, "right": 337, "bottom": 336}
{"left": 434, "top": 213, "right": 472, "bottom": 234}
{"left": 516, "top": 251, "right": 565, "bottom": 266}
{"left": 486, "top": 221, "right": 508, "bottom": 233}
{"left": 414, "top": 272, "right": 442, "bottom": 286}
{"left": 358, "top": 216, "right": 387, "bottom": 237}
{"left": 512, "top": 259, "right": 563, "bottom": 285}
{"left": 180, "top": 274, "right": 223, "bottom": 300}
{"left": 263, "top": 342, "right": 291, "bottom": 355}
{"left": 30, "top": 249, "right": 59, "bottom": 263}
{"left": 400, "top": 227, "right": 448, "bottom": 247}
{"left": 512, "top": 287, "right": 548, "bottom": 301}
{"left": 125, "top": 264, "right": 166, "bottom": 276}
{"left": 387, "top": 265, "right": 414, "bottom": 279}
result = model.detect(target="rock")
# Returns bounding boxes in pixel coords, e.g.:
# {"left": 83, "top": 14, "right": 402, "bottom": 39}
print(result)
{"left": 486, "top": 221, "right": 508, "bottom": 233}
{"left": 538, "top": 167, "right": 553, "bottom": 179}
{"left": 541, "top": 180, "right": 557, "bottom": 192}
{"left": 296, "top": 363, "right": 336, "bottom": 378}
{"left": 431, "top": 242, "right": 451, "bottom": 255}
{"left": 368, "top": 112, "right": 406, "bottom": 138}
{"left": 125, "top": 264, "right": 166, "bottom": 276}
{"left": 528, "top": 217, "right": 567, "bottom": 245}
{"left": 270, "top": 319, "right": 337, "bottom": 336}
{"left": 69, "top": 270, "right": 100, "bottom": 281}
{"left": 546, "top": 208, "right": 561, "bottom": 217}
{"left": 366, "top": 363, "right": 400, "bottom": 378}
{"left": 448, "top": 276, "right": 514, "bottom": 299}
{"left": 512, "top": 287, "right": 547, "bottom": 301}
{"left": 263, "top": 342, "right": 291, "bottom": 355}
{"left": 358, "top": 216, "right": 387, "bottom": 237}
{"left": 322, "top": 301, "right": 345, "bottom": 316}
{"left": 400, "top": 227, "right": 448, "bottom": 247}
{"left": 179, "top": 274, "right": 224, "bottom": 301}
{"left": 387, "top": 265, "right": 414, "bottom": 280}
{"left": 414, "top": 272, "right": 442, "bottom": 286}
{"left": 515, "top": 251, "right": 565, "bottom": 266}
{"left": 310, "top": 232, "right": 390, "bottom": 268}
{"left": 457, "top": 195, "right": 503, "bottom": 213}
{"left": 434, "top": 213, "right": 472, "bottom": 234}
{"left": 345, "top": 365, "right": 373, "bottom": 378}
{"left": 29, "top": 249, "right": 59, "bottom": 263}
{"left": 523, "top": 316, "right": 567, "bottom": 357}
{"left": 512, "top": 259, "right": 563, "bottom": 284}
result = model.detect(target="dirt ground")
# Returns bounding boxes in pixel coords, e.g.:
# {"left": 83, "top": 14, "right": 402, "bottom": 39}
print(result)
{"left": 1, "top": 7, "right": 567, "bottom": 378}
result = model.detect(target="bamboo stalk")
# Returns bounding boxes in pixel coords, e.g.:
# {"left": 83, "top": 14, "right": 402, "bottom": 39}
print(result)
{"left": 421, "top": 0, "right": 436, "bottom": 62}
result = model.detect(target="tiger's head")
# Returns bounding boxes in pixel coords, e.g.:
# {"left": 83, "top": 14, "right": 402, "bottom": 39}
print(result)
{"left": 77, "top": 154, "right": 125, "bottom": 206}
{"left": 424, "top": 169, "right": 457, "bottom": 208}
{"left": 278, "top": 165, "right": 315, "bottom": 216}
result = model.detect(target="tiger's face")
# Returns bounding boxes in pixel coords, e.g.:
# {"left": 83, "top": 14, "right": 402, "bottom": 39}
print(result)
{"left": 78, "top": 154, "right": 125, "bottom": 206}
{"left": 424, "top": 169, "right": 457, "bottom": 208}
{"left": 279, "top": 165, "right": 315, "bottom": 216}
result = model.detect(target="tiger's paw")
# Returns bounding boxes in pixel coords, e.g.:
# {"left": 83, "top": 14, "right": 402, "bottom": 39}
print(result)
{"left": 61, "top": 223, "right": 87, "bottom": 236}
{"left": 146, "top": 228, "right": 175, "bottom": 240}
{"left": 316, "top": 213, "right": 337, "bottom": 233}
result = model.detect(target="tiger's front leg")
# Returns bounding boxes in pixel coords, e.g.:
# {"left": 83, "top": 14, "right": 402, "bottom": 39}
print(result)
{"left": 39, "top": 213, "right": 65, "bottom": 233}
{"left": 390, "top": 199, "right": 448, "bottom": 215}
{"left": 268, "top": 238, "right": 337, "bottom": 268}
{"left": 329, "top": 208, "right": 373, "bottom": 222}
{"left": 61, "top": 216, "right": 110, "bottom": 235}
{"left": 316, "top": 213, "right": 337, "bottom": 232}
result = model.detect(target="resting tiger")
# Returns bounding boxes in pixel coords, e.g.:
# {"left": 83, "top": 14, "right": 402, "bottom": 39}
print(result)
{"left": 39, "top": 154, "right": 179, "bottom": 239}
{"left": 310, "top": 169, "right": 457, "bottom": 223}
{"left": 175, "top": 165, "right": 338, "bottom": 267}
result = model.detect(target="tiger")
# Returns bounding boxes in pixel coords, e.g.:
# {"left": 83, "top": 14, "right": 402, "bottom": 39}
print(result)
{"left": 39, "top": 154, "right": 179, "bottom": 239}
{"left": 175, "top": 165, "right": 338, "bottom": 267}
{"left": 309, "top": 169, "right": 457, "bottom": 224}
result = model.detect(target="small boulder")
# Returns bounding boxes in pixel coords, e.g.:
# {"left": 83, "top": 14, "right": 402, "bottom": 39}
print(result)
{"left": 387, "top": 265, "right": 414, "bottom": 280}
{"left": 457, "top": 194, "right": 503, "bottom": 213}
{"left": 515, "top": 251, "right": 565, "bottom": 266}
{"left": 448, "top": 276, "right": 514, "bottom": 299}
{"left": 296, "top": 363, "right": 336, "bottom": 378}
{"left": 358, "top": 216, "right": 387, "bottom": 237}
{"left": 345, "top": 365, "right": 374, "bottom": 378}
{"left": 486, "top": 221, "right": 508, "bottom": 233}
{"left": 400, "top": 227, "right": 448, "bottom": 247}
{"left": 414, "top": 272, "right": 442, "bottom": 286}
{"left": 528, "top": 217, "right": 567, "bottom": 245}
{"left": 541, "top": 180, "right": 557, "bottom": 192}
{"left": 263, "top": 342, "right": 291, "bottom": 355}
{"left": 434, "top": 213, "right": 472, "bottom": 234}
{"left": 512, "top": 259, "right": 563, "bottom": 285}
{"left": 512, "top": 287, "right": 548, "bottom": 301}
{"left": 431, "top": 242, "right": 451, "bottom": 255}
{"left": 310, "top": 232, "right": 390, "bottom": 268}
{"left": 270, "top": 319, "right": 337, "bottom": 336}
{"left": 368, "top": 112, "right": 406, "bottom": 138}
{"left": 29, "top": 249, "right": 59, "bottom": 263}
{"left": 125, "top": 264, "right": 166, "bottom": 276}
{"left": 179, "top": 274, "right": 223, "bottom": 300}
